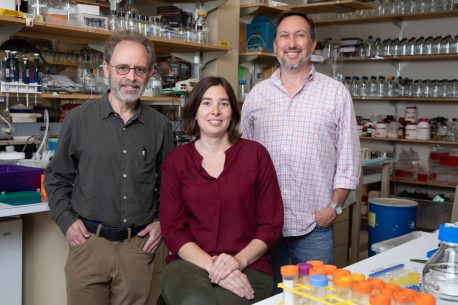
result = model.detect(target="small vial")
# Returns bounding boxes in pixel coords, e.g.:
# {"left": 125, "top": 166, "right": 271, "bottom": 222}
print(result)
{"left": 333, "top": 268, "right": 351, "bottom": 280}
{"left": 351, "top": 279, "right": 372, "bottom": 305}
{"left": 399, "top": 288, "right": 417, "bottom": 305}
{"left": 281, "top": 265, "right": 299, "bottom": 305}
{"left": 367, "top": 278, "right": 385, "bottom": 294}
{"left": 297, "top": 262, "right": 312, "bottom": 285}
{"left": 370, "top": 293, "right": 391, "bottom": 305}
{"left": 414, "top": 293, "right": 436, "bottom": 305}
{"left": 306, "top": 260, "right": 324, "bottom": 268}
{"left": 309, "top": 275, "right": 328, "bottom": 305}
{"left": 334, "top": 275, "right": 352, "bottom": 300}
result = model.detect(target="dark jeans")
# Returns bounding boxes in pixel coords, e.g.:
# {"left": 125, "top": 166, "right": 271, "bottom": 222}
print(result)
{"left": 161, "top": 260, "right": 272, "bottom": 305}
{"left": 271, "top": 225, "right": 334, "bottom": 294}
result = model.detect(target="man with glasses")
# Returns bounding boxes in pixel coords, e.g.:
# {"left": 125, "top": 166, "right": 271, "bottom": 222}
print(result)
{"left": 45, "top": 31, "right": 174, "bottom": 305}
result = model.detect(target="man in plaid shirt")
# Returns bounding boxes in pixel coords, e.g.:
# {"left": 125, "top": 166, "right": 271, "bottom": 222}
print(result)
{"left": 241, "top": 11, "right": 360, "bottom": 292}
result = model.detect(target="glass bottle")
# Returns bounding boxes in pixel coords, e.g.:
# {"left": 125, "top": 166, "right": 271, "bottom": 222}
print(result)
{"left": 370, "top": 76, "right": 378, "bottom": 96}
{"left": 28, "top": 0, "right": 48, "bottom": 22}
{"left": 122, "top": 0, "right": 138, "bottom": 32}
{"left": 63, "top": 0, "right": 77, "bottom": 26}
{"left": 378, "top": 76, "right": 386, "bottom": 96}
{"left": 422, "top": 223, "right": 458, "bottom": 305}
{"left": 194, "top": 10, "right": 209, "bottom": 44}
{"left": 360, "top": 76, "right": 369, "bottom": 96}
{"left": 386, "top": 75, "right": 396, "bottom": 96}
{"left": 414, "top": 36, "right": 425, "bottom": 55}
{"left": 441, "top": 35, "right": 452, "bottom": 54}
{"left": 374, "top": 37, "right": 383, "bottom": 57}
{"left": 365, "top": 36, "right": 374, "bottom": 57}
{"left": 351, "top": 76, "right": 361, "bottom": 96}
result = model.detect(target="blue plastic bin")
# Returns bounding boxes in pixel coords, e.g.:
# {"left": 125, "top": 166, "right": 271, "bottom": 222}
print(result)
{"left": 0, "top": 164, "right": 44, "bottom": 193}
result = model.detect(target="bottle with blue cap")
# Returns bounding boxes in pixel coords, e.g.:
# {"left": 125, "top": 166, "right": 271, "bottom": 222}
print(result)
{"left": 422, "top": 222, "right": 458, "bottom": 305}
{"left": 309, "top": 274, "right": 328, "bottom": 305}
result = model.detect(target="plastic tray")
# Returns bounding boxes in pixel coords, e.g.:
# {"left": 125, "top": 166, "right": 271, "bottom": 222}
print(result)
{"left": 0, "top": 164, "right": 44, "bottom": 193}
{"left": 371, "top": 231, "right": 428, "bottom": 254}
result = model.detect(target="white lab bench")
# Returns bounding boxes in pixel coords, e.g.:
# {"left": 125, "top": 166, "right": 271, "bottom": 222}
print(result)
{"left": 0, "top": 202, "right": 51, "bottom": 305}
{"left": 254, "top": 232, "right": 438, "bottom": 305}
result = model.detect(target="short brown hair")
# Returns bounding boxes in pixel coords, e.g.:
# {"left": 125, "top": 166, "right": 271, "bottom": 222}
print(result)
{"left": 182, "top": 77, "right": 241, "bottom": 143}
{"left": 104, "top": 31, "right": 155, "bottom": 71}
{"left": 276, "top": 11, "right": 316, "bottom": 40}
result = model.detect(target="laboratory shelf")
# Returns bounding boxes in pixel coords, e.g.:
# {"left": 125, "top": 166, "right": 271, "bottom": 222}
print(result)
{"left": 390, "top": 177, "right": 457, "bottom": 189}
{"left": 240, "top": 3, "right": 287, "bottom": 17}
{"left": 315, "top": 8, "right": 458, "bottom": 25}
{"left": 0, "top": 15, "right": 230, "bottom": 55}
{"left": 360, "top": 136, "right": 458, "bottom": 146}
{"left": 289, "top": 0, "right": 375, "bottom": 15}
{"left": 327, "top": 54, "right": 458, "bottom": 63}
{"left": 76, "top": 0, "right": 110, "bottom": 8}
{"left": 352, "top": 96, "right": 458, "bottom": 103}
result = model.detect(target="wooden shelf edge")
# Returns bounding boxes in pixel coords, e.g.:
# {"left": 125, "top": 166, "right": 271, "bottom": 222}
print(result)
{"left": 315, "top": 9, "right": 458, "bottom": 26}
{"left": 360, "top": 136, "right": 458, "bottom": 145}
{"left": 352, "top": 96, "right": 458, "bottom": 102}
{"left": 391, "top": 177, "right": 457, "bottom": 189}
{"left": 327, "top": 54, "right": 458, "bottom": 63}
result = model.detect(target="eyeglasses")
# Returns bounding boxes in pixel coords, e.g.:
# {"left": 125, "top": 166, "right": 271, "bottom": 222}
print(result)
{"left": 109, "top": 63, "right": 149, "bottom": 77}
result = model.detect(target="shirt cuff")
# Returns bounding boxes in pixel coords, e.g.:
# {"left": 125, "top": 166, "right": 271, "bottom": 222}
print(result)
{"left": 56, "top": 210, "right": 78, "bottom": 235}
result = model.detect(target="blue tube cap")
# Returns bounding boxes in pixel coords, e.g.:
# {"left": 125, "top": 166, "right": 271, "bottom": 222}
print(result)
{"left": 309, "top": 275, "right": 328, "bottom": 287}
{"left": 438, "top": 223, "right": 458, "bottom": 243}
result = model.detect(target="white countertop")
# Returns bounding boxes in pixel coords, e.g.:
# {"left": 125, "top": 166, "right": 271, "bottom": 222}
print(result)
{"left": 0, "top": 202, "right": 49, "bottom": 218}
{"left": 254, "top": 232, "right": 438, "bottom": 305}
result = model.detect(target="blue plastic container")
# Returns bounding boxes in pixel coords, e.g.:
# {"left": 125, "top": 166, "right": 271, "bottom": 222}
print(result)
{"left": 367, "top": 198, "right": 417, "bottom": 256}
{"left": 246, "top": 16, "right": 276, "bottom": 52}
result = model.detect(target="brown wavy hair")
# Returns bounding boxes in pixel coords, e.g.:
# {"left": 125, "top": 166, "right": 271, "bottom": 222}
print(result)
{"left": 182, "top": 77, "right": 241, "bottom": 143}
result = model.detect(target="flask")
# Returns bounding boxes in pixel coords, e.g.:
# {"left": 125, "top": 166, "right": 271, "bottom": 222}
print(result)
{"left": 194, "top": 10, "right": 209, "bottom": 44}
{"left": 422, "top": 223, "right": 458, "bottom": 305}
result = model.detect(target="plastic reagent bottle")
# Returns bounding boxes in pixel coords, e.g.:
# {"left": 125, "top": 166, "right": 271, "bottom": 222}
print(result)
{"left": 422, "top": 223, "right": 458, "bottom": 305}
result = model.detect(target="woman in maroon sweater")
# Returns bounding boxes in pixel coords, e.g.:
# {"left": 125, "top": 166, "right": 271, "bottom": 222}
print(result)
{"left": 160, "top": 77, "right": 284, "bottom": 305}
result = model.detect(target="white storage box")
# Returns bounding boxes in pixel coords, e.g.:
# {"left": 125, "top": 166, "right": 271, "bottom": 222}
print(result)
{"left": 371, "top": 231, "right": 430, "bottom": 254}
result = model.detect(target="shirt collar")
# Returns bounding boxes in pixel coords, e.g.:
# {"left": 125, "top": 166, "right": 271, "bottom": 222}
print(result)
{"left": 272, "top": 64, "right": 316, "bottom": 91}
{"left": 99, "top": 91, "right": 144, "bottom": 124}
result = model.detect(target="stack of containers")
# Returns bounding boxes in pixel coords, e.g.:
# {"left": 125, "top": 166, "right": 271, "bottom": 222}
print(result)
{"left": 278, "top": 260, "right": 437, "bottom": 305}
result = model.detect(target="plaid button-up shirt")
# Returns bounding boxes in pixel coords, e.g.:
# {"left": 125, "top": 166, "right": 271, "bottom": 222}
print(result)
{"left": 241, "top": 65, "right": 360, "bottom": 237}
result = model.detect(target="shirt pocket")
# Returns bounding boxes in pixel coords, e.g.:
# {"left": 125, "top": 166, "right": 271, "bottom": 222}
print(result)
{"left": 134, "top": 148, "right": 157, "bottom": 184}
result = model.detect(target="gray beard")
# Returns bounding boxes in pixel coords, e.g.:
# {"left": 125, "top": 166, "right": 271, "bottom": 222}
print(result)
{"left": 276, "top": 54, "right": 311, "bottom": 70}
{"left": 109, "top": 76, "right": 146, "bottom": 104}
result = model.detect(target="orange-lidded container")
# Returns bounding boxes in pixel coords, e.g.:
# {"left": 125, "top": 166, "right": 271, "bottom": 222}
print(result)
{"left": 309, "top": 267, "right": 327, "bottom": 276}
{"left": 367, "top": 278, "right": 385, "bottom": 293}
{"left": 307, "top": 260, "right": 324, "bottom": 268}
{"left": 414, "top": 293, "right": 435, "bottom": 305}
{"left": 401, "top": 288, "right": 417, "bottom": 303}
{"left": 351, "top": 273, "right": 366, "bottom": 283}
{"left": 281, "top": 265, "right": 299, "bottom": 305}
{"left": 334, "top": 275, "right": 352, "bottom": 300}
{"left": 393, "top": 289, "right": 410, "bottom": 305}
{"left": 333, "top": 268, "right": 351, "bottom": 279}
{"left": 370, "top": 293, "right": 391, "bottom": 305}
{"left": 281, "top": 265, "right": 299, "bottom": 277}
{"left": 352, "top": 279, "right": 372, "bottom": 305}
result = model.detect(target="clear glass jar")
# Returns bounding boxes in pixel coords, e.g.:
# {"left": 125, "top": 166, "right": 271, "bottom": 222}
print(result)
{"left": 422, "top": 223, "right": 458, "bottom": 305}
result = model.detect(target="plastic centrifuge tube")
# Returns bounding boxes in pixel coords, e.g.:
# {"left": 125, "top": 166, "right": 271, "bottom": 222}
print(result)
{"left": 367, "top": 278, "right": 385, "bottom": 294}
{"left": 307, "top": 260, "right": 324, "bottom": 268}
{"left": 351, "top": 273, "right": 366, "bottom": 283}
{"left": 297, "top": 262, "right": 312, "bottom": 285}
{"left": 334, "top": 275, "right": 352, "bottom": 300}
{"left": 414, "top": 293, "right": 436, "bottom": 305}
{"left": 323, "top": 265, "right": 337, "bottom": 286}
{"left": 370, "top": 293, "right": 391, "bottom": 305}
{"left": 309, "top": 275, "right": 328, "bottom": 305}
{"left": 281, "top": 265, "right": 299, "bottom": 305}
{"left": 352, "top": 279, "right": 373, "bottom": 305}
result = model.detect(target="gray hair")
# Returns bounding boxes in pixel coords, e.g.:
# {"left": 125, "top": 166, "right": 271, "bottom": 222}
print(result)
{"left": 104, "top": 31, "right": 155, "bottom": 71}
